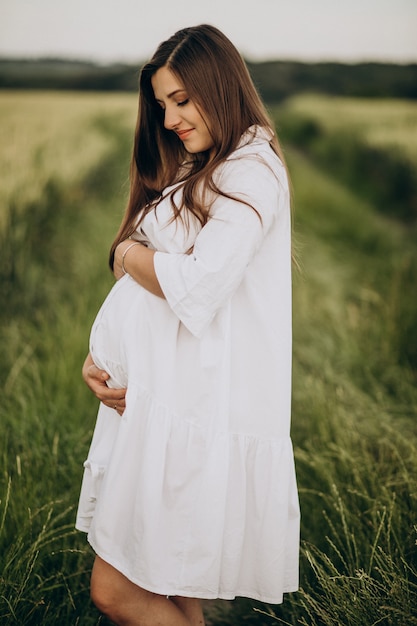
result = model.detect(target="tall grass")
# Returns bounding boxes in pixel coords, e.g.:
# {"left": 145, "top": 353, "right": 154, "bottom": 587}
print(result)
{"left": 274, "top": 100, "right": 417, "bottom": 223}
{"left": 281, "top": 94, "right": 417, "bottom": 165}
{"left": 1, "top": 92, "right": 135, "bottom": 624}
{"left": 270, "top": 148, "right": 417, "bottom": 625}
{"left": 0, "top": 92, "right": 416, "bottom": 625}
{"left": 0, "top": 90, "right": 137, "bottom": 230}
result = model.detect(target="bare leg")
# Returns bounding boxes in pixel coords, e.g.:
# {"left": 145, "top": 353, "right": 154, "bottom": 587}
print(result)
{"left": 170, "top": 596, "right": 205, "bottom": 626}
{"left": 90, "top": 556, "right": 203, "bottom": 626}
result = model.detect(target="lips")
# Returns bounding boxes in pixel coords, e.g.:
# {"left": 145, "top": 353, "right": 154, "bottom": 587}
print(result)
{"left": 177, "top": 129, "right": 194, "bottom": 140}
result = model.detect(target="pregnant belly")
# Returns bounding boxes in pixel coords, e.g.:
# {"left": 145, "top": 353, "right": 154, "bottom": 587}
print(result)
{"left": 89, "top": 274, "right": 147, "bottom": 388}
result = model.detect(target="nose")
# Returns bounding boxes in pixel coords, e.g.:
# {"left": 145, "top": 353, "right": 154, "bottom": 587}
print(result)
{"left": 163, "top": 105, "right": 181, "bottom": 130}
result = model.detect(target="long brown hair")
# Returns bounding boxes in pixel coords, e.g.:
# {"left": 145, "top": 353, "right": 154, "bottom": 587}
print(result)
{"left": 109, "top": 24, "right": 287, "bottom": 268}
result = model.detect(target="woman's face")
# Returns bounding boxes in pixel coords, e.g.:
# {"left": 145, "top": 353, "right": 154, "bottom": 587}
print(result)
{"left": 151, "top": 66, "right": 215, "bottom": 156}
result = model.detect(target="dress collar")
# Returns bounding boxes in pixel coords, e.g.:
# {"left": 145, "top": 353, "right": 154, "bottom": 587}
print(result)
{"left": 236, "top": 125, "right": 274, "bottom": 150}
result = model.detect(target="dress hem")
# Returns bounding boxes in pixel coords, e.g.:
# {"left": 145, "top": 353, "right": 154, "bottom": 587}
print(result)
{"left": 87, "top": 539, "right": 298, "bottom": 605}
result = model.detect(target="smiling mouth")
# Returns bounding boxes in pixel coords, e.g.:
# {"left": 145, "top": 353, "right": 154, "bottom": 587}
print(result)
{"left": 177, "top": 129, "right": 194, "bottom": 140}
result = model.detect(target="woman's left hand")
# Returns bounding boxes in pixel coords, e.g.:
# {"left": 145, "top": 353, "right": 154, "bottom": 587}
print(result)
{"left": 82, "top": 353, "right": 126, "bottom": 415}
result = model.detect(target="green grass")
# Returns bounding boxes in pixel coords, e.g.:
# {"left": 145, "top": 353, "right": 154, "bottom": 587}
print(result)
{"left": 0, "top": 94, "right": 132, "bottom": 624}
{"left": 273, "top": 97, "right": 417, "bottom": 224}
{"left": 0, "top": 90, "right": 137, "bottom": 230}
{"left": 282, "top": 94, "right": 417, "bottom": 166}
{"left": 0, "top": 92, "right": 416, "bottom": 625}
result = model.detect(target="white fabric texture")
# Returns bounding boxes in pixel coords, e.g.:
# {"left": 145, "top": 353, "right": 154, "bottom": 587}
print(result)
{"left": 76, "top": 126, "right": 300, "bottom": 603}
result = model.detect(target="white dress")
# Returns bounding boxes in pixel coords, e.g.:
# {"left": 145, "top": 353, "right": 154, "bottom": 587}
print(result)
{"left": 76, "top": 126, "right": 300, "bottom": 604}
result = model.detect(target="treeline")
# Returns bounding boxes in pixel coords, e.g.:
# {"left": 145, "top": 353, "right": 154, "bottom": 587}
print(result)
{"left": 0, "top": 59, "right": 139, "bottom": 92}
{"left": 1, "top": 57, "right": 416, "bottom": 100}
{"left": 247, "top": 60, "right": 417, "bottom": 100}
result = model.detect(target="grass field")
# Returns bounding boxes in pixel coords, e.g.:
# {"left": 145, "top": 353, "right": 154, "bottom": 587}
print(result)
{"left": 282, "top": 94, "right": 417, "bottom": 165}
{"left": 0, "top": 90, "right": 137, "bottom": 229}
{"left": 274, "top": 95, "right": 417, "bottom": 224}
{"left": 0, "top": 90, "right": 416, "bottom": 625}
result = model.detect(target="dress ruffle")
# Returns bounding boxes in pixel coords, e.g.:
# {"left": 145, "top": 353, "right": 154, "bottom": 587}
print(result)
{"left": 76, "top": 384, "right": 299, "bottom": 602}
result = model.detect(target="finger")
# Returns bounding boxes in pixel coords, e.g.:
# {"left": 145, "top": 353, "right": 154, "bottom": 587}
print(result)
{"left": 87, "top": 364, "right": 109, "bottom": 381}
{"left": 96, "top": 388, "right": 127, "bottom": 404}
{"left": 108, "top": 400, "right": 125, "bottom": 416}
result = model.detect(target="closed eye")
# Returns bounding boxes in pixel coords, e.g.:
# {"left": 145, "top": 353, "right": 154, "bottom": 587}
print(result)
{"left": 155, "top": 98, "right": 189, "bottom": 110}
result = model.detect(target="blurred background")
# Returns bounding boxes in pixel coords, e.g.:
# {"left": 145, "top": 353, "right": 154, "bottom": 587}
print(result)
{"left": 1, "top": 1, "right": 417, "bottom": 625}
{"left": 1, "top": 0, "right": 417, "bottom": 63}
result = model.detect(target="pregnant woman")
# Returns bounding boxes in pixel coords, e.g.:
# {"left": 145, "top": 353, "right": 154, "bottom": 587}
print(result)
{"left": 76, "top": 24, "right": 300, "bottom": 626}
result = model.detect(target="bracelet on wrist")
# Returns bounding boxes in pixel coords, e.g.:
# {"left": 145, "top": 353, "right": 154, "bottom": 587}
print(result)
{"left": 121, "top": 242, "right": 141, "bottom": 274}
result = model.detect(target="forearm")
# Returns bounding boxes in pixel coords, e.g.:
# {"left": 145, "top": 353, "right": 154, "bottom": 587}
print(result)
{"left": 114, "top": 241, "right": 165, "bottom": 298}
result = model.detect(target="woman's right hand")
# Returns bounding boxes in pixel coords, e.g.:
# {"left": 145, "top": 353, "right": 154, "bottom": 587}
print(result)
{"left": 82, "top": 353, "right": 126, "bottom": 416}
